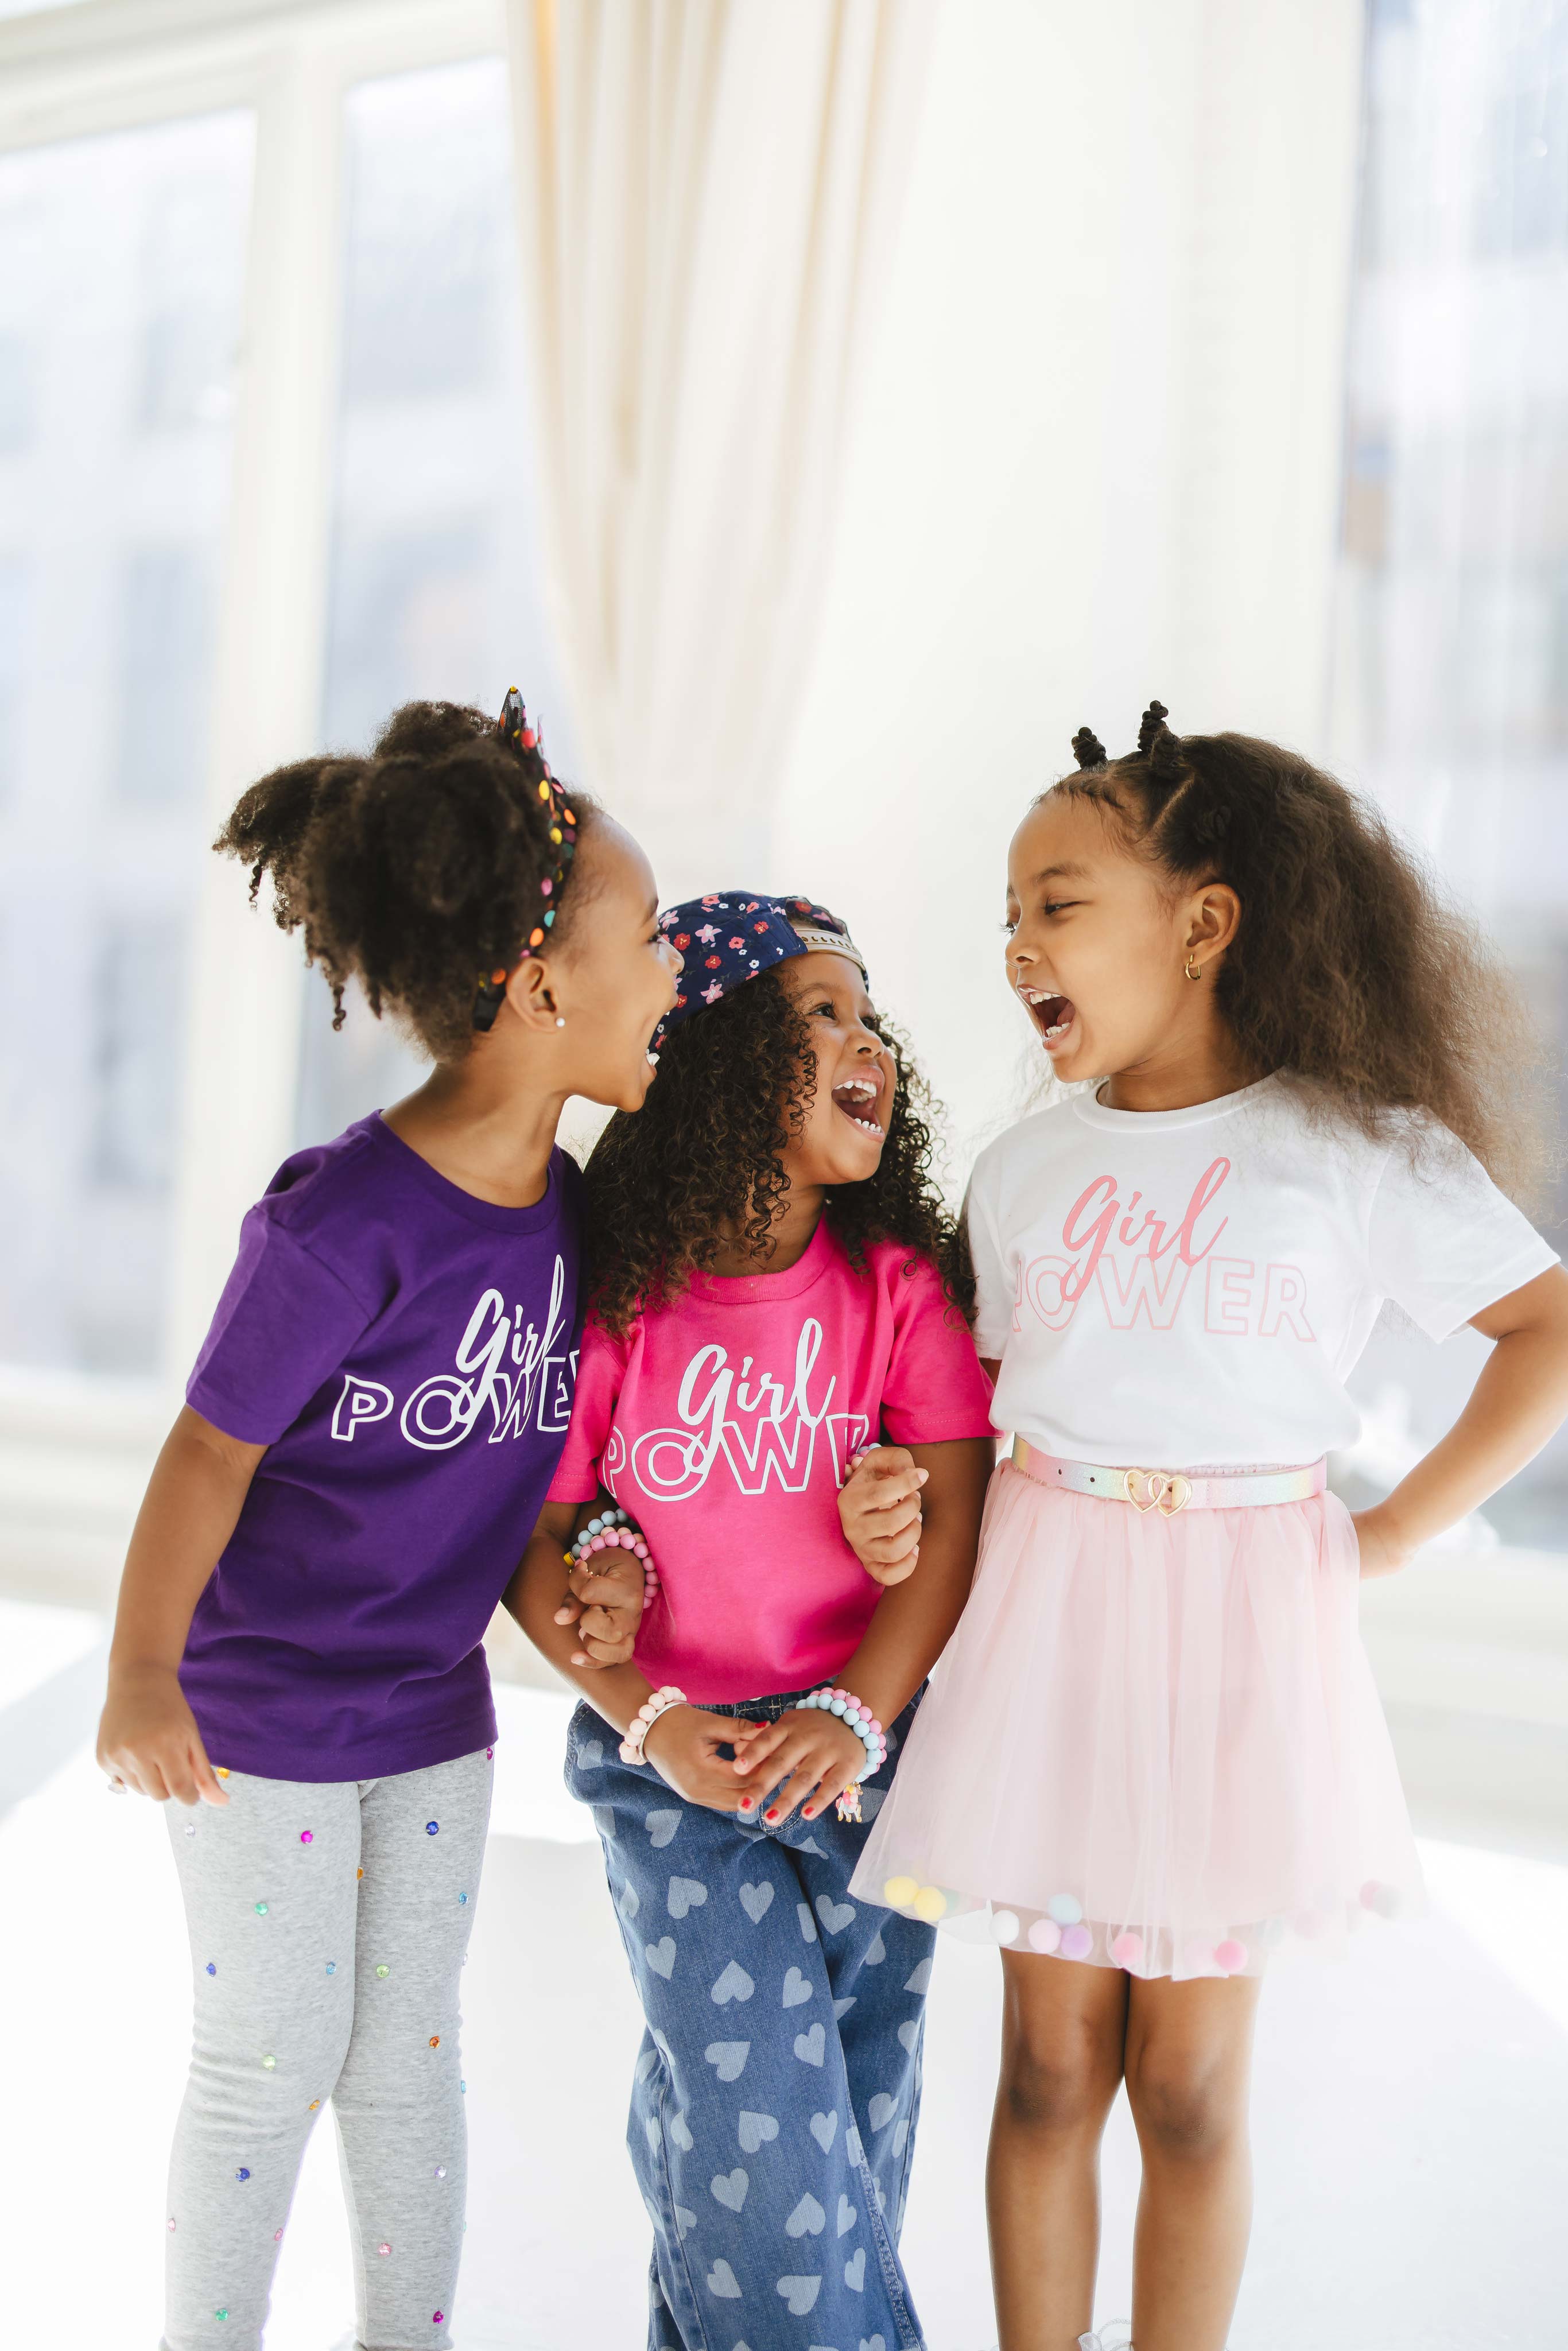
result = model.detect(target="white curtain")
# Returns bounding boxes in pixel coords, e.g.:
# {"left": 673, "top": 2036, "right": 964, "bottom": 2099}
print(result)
{"left": 507, "top": 0, "right": 936, "bottom": 879}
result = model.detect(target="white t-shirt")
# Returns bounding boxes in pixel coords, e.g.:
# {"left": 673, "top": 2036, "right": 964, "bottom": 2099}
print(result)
{"left": 965, "top": 1074, "right": 1557, "bottom": 1470}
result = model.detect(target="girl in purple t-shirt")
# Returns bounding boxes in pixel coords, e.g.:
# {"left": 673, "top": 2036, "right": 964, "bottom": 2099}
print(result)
{"left": 96, "top": 695, "right": 682, "bottom": 2351}
{"left": 508, "top": 893, "right": 995, "bottom": 2351}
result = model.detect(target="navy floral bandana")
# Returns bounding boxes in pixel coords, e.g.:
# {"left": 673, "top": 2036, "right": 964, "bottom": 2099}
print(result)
{"left": 653, "top": 891, "right": 868, "bottom": 1050}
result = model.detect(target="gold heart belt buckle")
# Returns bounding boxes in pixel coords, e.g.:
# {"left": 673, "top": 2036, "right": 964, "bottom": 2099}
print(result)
{"left": 1125, "top": 1469, "right": 1191, "bottom": 1516}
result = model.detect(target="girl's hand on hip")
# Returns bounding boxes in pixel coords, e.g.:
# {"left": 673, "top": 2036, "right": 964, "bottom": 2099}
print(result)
{"left": 729, "top": 1709, "right": 869, "bottom": 1825}
{"left": 1349, "top": 1504, "right": 1414, "bottom": 1578}
{"left": 554, "top": 1551, "right": 643, "bottom": 1666}
{"left": 837, "top": 1444, "right": 927, "bottom": 1585}
{"left": 643, "top": 1706, "right": 764, "bottom": 1814}
{"left": 96, "top": 1663, "right": 229, "bottom": 1807}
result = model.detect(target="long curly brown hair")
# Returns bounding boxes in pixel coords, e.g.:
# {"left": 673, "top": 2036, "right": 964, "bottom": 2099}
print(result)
{"left": 214, "top": 699, "right": 596, "bottom": 1060}
{"left": 583, "top": 964, "right": 973, "bottom": 1334}
{"left": 1050, "top": 705, "right": 1548, "bottom": 1202}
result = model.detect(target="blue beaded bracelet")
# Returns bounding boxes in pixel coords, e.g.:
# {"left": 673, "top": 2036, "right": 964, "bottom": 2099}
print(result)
{"left": 797, "top": 1686, "right": 887, "bottom": 1780}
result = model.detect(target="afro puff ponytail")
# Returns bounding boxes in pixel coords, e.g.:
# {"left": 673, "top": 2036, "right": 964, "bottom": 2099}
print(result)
{"left": 215, "top": 700, "right": 593, "bottom": 1058}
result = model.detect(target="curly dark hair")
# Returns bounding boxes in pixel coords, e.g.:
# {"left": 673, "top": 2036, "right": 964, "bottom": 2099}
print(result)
{"left": 583, "top": 963, "right": 974, "bottom": 1334}
{"left": 214, "top": 699, "right": 596, "bottom": 1059}
{"left": 1047, "top": 702, "right": 1546, "bottom": 1200}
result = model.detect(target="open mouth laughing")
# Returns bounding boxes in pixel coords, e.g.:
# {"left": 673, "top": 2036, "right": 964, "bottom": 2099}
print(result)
{"left": 830, "top": 1072, "right": 884, "bottom": 1137}
{"left": 1018, "top": 984, "right": 1077, "bottom": 1053}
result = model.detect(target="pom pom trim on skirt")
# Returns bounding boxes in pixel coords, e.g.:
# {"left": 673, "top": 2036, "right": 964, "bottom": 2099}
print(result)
{"left": 851, "top": 1462, "right": 1423, "bottom": 1980}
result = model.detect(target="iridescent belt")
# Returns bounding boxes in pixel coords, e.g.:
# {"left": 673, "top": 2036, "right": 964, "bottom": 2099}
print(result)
{"left": 1008, "top": 1437, "right": 1326, "bottom": 1517}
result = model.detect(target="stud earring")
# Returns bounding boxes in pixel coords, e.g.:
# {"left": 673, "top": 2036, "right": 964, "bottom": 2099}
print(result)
{"left": 555, "top": 1016, "right": 565, "bottom": 1029}
{"left": 1184, "top": 953, "right": 1202, "bottom": 981}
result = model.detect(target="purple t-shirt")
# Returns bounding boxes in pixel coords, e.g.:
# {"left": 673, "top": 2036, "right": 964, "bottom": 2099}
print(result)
{"left": 180, "top": 1114, "right": 582, "bottom": 1782}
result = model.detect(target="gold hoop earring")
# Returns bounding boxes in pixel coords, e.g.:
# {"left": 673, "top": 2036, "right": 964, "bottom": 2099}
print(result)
{"left": 1184, "top": 953, "right": 1202, "bottom": 981}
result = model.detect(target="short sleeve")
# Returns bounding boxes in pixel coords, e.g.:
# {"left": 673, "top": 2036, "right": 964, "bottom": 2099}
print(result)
{"left": 1365, "top": 1124, "right": 1559, "bottom": 1342}
{"left": 878, "top": 1256, "right": 996, "bottom": 1446}
{"left": 547, "top": 1320, "right": 629, "bottom": 1503}
{"left": 187, "top": 1210, "right": 374, "bottom": 1446}
{"left": 962, "top": 1162, "right": 1014, "bottom": 1361}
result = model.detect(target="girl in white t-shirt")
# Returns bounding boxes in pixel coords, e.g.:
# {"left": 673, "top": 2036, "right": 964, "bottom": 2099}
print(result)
{"left": 845, "top": 704, "right": 1568, "bottom": 2351}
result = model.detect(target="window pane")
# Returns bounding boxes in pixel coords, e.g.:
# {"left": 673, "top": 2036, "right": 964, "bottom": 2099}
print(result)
{"left": 115, "top": 546, "right": 216, "bottom": 805}
{"left": 1332, "top": 0, "right": 1568, "bottom": 1546}
{"left": 296, "top": 58, "right": 573, "bottom": 1141}
{"left": 0, "top": 111, "right": 253, "bottom": 1375}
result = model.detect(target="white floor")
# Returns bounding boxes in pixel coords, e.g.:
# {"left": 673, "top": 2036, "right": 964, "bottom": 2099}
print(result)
{"left": 3, "top": 1601, "right": 1567, "bottom": 2350}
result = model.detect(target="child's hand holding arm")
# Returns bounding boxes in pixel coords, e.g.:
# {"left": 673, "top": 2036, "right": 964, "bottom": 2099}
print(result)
{"left": 548, "top": 1504, "right": 644, "bottom": 1667}
{"left": 506, "top": 1509, "right": 756, "bottom": 1814}
{"left": 1354, "top": 1264, "right": 1568, "bottom": 1574}
{"left": 733, "top": 1433, "right": 993, "bottom": 1824}
{"left": 96, "top": 1406, "right": 267, "bottom": 1806}
{"left": 836, "top": 1445, "right": 929, "bottom": 1584}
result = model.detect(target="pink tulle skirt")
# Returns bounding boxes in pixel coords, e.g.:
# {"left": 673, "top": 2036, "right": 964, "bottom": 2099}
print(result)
{"left": 851, "top": 1462, "right": 1423, "bottom": 1980}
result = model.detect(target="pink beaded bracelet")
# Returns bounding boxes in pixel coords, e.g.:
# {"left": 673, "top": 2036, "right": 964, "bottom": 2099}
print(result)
{"left": 618, "top": 1685, "right": 687, "bottom": 1767}
{"left": 566, "top": 1504, "right": 659, "bottom": 1611}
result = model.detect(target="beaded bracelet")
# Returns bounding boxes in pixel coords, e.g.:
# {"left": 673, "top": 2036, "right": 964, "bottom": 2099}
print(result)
{"left": 797, "top": 1684, "right": 888, "bottom": 1821}
{"left": 566, "top": 1504, "right": 659, "bottom": 1611}
{"left": 798, "top": 1684, "right": 887, "bottom": 1776}
{"left": 619, "top": 1685, "right": 687, "bottom": 1767}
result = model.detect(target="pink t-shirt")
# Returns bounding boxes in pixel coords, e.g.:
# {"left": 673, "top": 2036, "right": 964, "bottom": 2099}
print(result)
{"left": 548, "top": 1220, "right": 995, "bottom": 1702}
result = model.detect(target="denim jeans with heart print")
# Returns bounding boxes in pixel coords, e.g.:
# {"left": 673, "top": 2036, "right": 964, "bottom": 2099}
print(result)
{"left": 567, "top": 1689, "right": 937, "bottom": 2351}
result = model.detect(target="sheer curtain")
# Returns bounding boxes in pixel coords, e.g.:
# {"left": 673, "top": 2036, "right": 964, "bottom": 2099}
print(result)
{"left": 506, "top": 0, "right": 936, "bottom": 883}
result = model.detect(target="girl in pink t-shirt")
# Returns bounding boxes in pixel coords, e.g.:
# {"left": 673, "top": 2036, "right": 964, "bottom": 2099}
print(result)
{"left": 509, "top": 893, "right": 994, "bottom": 2351}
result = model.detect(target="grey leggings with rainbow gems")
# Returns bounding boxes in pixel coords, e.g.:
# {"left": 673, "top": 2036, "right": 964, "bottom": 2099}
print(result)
{"left": 159, "top": 1747, "right": 491, "bottom": 2351}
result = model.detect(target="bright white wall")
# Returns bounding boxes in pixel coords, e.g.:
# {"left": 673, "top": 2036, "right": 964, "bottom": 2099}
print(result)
{"left": 767, "top": 0, "right": 1364, "bottom": 1174}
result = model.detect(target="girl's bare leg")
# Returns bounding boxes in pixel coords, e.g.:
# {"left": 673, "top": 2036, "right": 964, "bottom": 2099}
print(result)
{"left": 988, "top": 1949, "right": 1128, "bottom": 2349}
{"left": 1123, "top": 1972, "right": 1262, "bottom": 2351}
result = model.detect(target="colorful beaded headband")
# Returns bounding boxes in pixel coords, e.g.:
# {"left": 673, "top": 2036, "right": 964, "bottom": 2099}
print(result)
{"left": 472, "top": 686, "right": 580, "bottom": 1033}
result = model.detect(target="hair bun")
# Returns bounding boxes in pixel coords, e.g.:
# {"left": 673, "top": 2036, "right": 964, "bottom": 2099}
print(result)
{"left": 1136, "top": 700, "right": 1171, "bottom": 754}
{"left": 215, "top": 696, "right": 587, "bottom": 1060}
{"left": 371, "top": 700, "right": 491, "bottom": 763}
{"left": 1136, "top": 699, "right": 1184, "bottom": 785}
{"left": 1071, "top": 726, "right": 1108, "bottom": 769}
